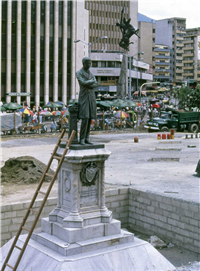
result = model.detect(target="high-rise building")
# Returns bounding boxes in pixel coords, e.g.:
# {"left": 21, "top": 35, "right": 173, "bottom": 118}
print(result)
{"left": 81, "top": 0, "right": 153, "bottom": 95}
{"left": 1, "top": 1, "right": 89, "bottom": 108}
{"left": 183, "top": 27, "right": 200, "bottom": 87}
{"left": 1, "top": 0, "right": 153, "bottom": 106}
{"left": 85, "top": 0, "right": 138, "bottom": 56}
{"left": 154, "top": 44, "right": 173, "bottom": 83}
{"left": 138, "top": 21, "right": 155, "bottom": 67}
{"left": 155, "top": 17, "right": 186, "bottom": 85}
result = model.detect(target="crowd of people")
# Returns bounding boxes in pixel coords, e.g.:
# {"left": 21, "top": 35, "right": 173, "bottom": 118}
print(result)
{"left": 2, "top": 94, "right": 169, "bottom": 133}
{"left": 95, "top": 96, "right": 168, "bottom": 130}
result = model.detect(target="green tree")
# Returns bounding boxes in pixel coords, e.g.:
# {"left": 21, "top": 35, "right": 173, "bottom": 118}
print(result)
{"left": 172, "top": 84, "right": 200, "bottom": 110}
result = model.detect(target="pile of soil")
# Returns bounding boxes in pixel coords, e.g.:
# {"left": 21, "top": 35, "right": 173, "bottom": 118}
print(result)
{"left": 1, "top": 156, "right": 55, "bottom": 184}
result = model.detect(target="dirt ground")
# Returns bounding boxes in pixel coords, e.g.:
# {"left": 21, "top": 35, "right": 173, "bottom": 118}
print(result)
{"left": 130, "top": 230, "right": 200, "bottom": 270}
{"left": 1, "top": 156, "right": 55, "bottom": 184}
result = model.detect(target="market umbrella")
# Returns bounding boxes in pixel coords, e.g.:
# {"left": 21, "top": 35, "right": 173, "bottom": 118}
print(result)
{"left": 68, "top": 99, "right": 78, "bottom": 105}
{"left": 52, "top": 111, "right": 61, "bottom": 116}
{"left": 114, "top": 111, "right": 129, "bottom": 119}
{"left": 158, "top": 87, "right": 168, "bottom": 92}
{"left": 39, "top": 110, "right": 52, "bottom": 116}
{"left": 111, "top": 99, "right": 127, "bottom": 109}
{"left": 4, "top": 102, "right": 23, "bottom": 110}
{"left": 152, "top": 103, "right": 160, "bottom": 108}
{"left": 43, "top": 102, "right": 63, "bottom": 109}
{"left": 19, "top": 108, "right": 34, "bottom": 116}
{"left": 55, "top": 100, "right": 65, "bottom": 105}
{"left": 0, "top": 105, "right": 6, "bottom": 111}
{"left": 96, "top": 101, "right": 111, "bottom": 108}
{"left": 124, "top": 100, "right": 138, "bottom": 107}
{"left": 62, "top": 109, "right": 69, "bottom": 117}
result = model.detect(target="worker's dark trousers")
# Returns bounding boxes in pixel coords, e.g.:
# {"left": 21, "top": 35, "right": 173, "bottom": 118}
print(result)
{"left": 80, "top": 118, "right": 91, "bottom": 140}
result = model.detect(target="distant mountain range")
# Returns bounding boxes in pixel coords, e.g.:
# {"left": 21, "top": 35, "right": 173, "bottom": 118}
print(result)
{"left": 138, "top": 13, "right": 156, "bottom": 23}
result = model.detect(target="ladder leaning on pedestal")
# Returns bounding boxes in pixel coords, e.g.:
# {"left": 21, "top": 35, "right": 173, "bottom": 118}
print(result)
{"left": 1, "top": 129, "right": 76, "bottom": 271}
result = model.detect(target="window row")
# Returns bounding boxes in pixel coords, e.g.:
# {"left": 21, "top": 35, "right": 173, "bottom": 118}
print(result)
{"left": 90, "top": 23, "right": 117, "bottom": 31}
{"left": 91, "top": 10, "right": 121, "bottom": 19}
{"left": 92, "top": 61, "right": 121, "bottom": 68}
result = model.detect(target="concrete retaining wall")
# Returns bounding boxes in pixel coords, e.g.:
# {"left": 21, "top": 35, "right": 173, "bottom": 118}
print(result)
{"left": 1, "top": 188, "right": 199, "bottom": 254}
{"left": 1, "top": 198, "right": 57, "bottom": 247}
{"left": 129, "top": 189, "right": 200, "bottom": 254}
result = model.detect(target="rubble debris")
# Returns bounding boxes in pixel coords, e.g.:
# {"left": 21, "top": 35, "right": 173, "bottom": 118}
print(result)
{"left": 148, "top": 235, "right": 167, "bottom": 249}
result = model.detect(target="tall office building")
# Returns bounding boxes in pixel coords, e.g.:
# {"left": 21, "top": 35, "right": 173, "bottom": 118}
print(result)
{"left": 154, "top": 44, "right": 173, "bottom": 83}
{"left": 155, "top": 17, "right": 186, "bottom": 86}
{"left": 84, "top": 0, "right": 138, "bottom": 57}
{"left": 138, "top": 21, "right": 155, "bottom": 67}
{"left": 183, "top": 27, "right": 200, "bottom": 86}
{"left": 81, "top": 0, "right": 153, "bottom": 95}
{"left": 1, "top": 0, "right": 152, "bottom": 106}
{"left": 1, "top": 1, "right": 89, "bottom": 108}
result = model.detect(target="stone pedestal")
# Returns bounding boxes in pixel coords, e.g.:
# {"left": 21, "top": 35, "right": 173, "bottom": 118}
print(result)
{"left": 1, "top": 144, "right": 175, "bottom": 271}
{"left": 32, "top": 144, "right": 128, "bottom": 253}
{"left": 50, "top": 144, "right": 112, "bottom": 226}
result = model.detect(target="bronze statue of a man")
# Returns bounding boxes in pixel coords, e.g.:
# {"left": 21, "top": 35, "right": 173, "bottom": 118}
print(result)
{"left": 76, "top": 57, "right": 98, "bottom": 145}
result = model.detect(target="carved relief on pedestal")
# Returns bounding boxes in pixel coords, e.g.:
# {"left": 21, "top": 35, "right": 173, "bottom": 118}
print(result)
{"left": 80, "top": 162, "right": 99, "bottom": 186}
{"left": 79, "top": 162, "right": 99, "bottom": 208}
{"left": 64, "top": 170, "right": 71, "bottom": 192}
{"left": 62, "top": 169, "right": 72, "bottom": 209}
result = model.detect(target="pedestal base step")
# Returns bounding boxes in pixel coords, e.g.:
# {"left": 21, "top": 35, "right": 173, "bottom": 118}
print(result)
{"left": 41, "top": 217, "right": 121, "bottom": 243}
{"left": 32, "top": 228, "right": 134, "bottom": 257}
{"left": 1, "top": 235, "right": 175, "bottom": 271}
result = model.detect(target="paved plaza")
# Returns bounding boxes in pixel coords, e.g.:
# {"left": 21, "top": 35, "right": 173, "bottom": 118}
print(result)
{"left": 1, "top": 132, "right": 199, "bottom": 204}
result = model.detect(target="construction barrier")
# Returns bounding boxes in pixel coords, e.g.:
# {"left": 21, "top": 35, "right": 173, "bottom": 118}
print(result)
{"left": 170, "top": 129, "right": 174, "bottom": 139}
{"left": 157, "top": 134, "right": 161, "bottom": 140}
{"left": 167, "top": 134, "right": 171, "bottom": 139}
{"left": 162, "top": 134, "right": 166, "bottom": 139}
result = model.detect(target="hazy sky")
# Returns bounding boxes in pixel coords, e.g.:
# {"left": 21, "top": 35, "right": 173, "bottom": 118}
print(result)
{"left": 138, "top": 0, "right": 200, "bottom": 29}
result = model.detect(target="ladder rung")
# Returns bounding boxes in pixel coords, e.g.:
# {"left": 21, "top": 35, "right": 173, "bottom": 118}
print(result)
{"left": 45, "top": 173, "right": 54, "bottom": 178}
{"left": 60, "top": 139, "right": 68, "bottom": 142}
{"left": 15, "top": 245, "right": 22, "bottom": 250}
{"left": 53, "top": 155, "right": 61, "bottom": 160}
{"left": 38, "top": 190, "right": 46, "bottom": 195}
{"left": 6, "top": 263, "right": 14, "bottom": 269}
{"left": 22, "top": 226, "right": 30, "bottom": 232}
{"left": 30, "top": 208, "right": 39, "bottom": 214}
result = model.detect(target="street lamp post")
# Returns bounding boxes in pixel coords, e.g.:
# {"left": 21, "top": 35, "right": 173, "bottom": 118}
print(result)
{"left": 135, "top": 52, "right": 144, "bottom": 95}
{"left": 139, "top": 82, "right": 160, "bottom": 97}
{"left": 74, "top": 36, "right": 108, "bottom": 58}
{"left": 128, "top": 56, "right": 133, "bottom": 100}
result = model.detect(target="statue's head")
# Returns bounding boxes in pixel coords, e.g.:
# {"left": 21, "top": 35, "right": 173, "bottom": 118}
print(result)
{"left": 82, "top": 57, "right": 91, "bottom": 71}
